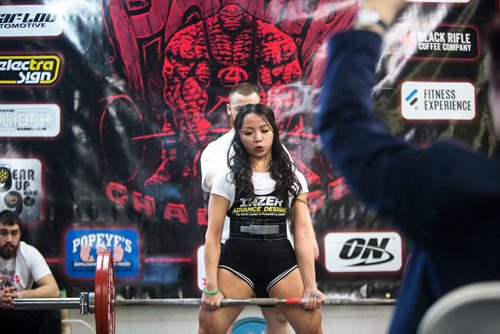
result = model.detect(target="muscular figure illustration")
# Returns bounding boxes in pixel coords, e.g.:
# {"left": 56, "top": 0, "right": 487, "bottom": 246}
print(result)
{"left": 144, "top": 4, "right": 305, "bottom": 192}
{"left": 101, "top": 0, "right": 358, "bottom": 216}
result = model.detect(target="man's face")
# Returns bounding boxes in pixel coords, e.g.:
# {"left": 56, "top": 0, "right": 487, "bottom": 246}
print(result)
{"left": 0, "top": 223, "right": 21, "bottom": 259}
{"left": 227, "top": 92, "right": 260, "bottom": 128}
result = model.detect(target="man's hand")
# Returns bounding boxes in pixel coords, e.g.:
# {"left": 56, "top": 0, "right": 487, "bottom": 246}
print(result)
{"left": 0, "top": 287, "right": 18, "bottom": 310}
{"left": 363, "top": 0, "right": 408, "bottom": 25}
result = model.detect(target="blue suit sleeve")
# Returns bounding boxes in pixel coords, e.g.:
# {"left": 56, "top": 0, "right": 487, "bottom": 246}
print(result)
{"left": 316, "top": 30, "right": 447, "bottom": 245}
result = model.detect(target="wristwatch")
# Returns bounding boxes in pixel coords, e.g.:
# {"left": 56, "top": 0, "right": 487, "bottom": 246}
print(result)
{"left": 355, "top": 7, "right": 389, "bottom": 32}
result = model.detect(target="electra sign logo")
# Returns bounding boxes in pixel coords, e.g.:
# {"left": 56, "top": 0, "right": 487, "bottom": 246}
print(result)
{"left": 324, "top": 232, "right": 402, "bottom": 273}
{"left": 0, "top": 55, "right": 61, "bottom": 85}
{"left": 0, "top": 5, "right": 64, "bottom": 37}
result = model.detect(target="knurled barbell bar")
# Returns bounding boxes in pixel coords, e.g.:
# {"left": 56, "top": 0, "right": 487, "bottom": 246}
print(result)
{"left": 13, "top": 252, "right": 395, "bottom": 334}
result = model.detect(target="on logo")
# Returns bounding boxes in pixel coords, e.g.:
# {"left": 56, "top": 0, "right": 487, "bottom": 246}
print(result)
{"left": 324, "top": 231, "right": 402, "bottom": 273}
{"left": 339, "top": 237, "right": 394, "bottom": 266}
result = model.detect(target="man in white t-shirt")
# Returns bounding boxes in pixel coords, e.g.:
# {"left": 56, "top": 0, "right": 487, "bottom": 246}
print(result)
{"left": 200, "top": 82, "right": 319, "bottom": 334}
{"left": 0, "top": 210, "right": 61, "bottom": 333}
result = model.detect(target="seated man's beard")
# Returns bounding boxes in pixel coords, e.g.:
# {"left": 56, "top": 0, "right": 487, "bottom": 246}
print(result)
{"left": 0, "top": 244, "right": 17, "bottom": 259}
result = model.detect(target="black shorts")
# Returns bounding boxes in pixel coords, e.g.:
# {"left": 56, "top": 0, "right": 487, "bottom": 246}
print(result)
{"left": 219, "top": 238, "right": 298, "bottom": 297}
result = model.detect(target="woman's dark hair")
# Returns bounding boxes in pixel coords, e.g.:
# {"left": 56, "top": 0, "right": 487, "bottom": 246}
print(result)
{"left": 228, "top": 104, "right": 302, "bottom": 202}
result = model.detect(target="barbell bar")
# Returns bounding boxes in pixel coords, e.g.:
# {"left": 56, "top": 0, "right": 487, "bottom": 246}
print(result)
{"left": 13, "top": 252, "right": 395, "bottom": 334}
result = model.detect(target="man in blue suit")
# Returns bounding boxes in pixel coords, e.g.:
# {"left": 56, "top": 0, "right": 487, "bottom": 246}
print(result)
{"left": 317, "top": 0, "right": 500, "bottom": 333}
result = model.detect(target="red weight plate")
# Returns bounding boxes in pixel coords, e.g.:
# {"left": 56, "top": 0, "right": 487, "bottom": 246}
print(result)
{"left": 95, "top": 252, "right": 115, "bottom": 334}
{"left": 108, "top": 252, "right": 116, "bottom": 334}
{"left": 95, "top": 251, "right": 103, "bottom": 334}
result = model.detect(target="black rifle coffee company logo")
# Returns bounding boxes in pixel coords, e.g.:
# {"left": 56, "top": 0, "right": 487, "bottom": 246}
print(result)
{"left": 0, "top": 55, "right": 61, "bottom": 85}
{"left": 402, "top": 25, "right": 478, "bottom": 61}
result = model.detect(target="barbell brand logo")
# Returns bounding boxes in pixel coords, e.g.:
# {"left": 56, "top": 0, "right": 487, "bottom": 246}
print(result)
{"left": 324, "top": 232, "right": 402, "bottom": 273}
{"left": 0, "top": 55, "right": 61, "bottom": 85}
{"left": 0, "top": 5, "right": 63, "bottom": 37}
{"left": 0, "top": 104, "right": 60, "bottom": 137}
{"left": 401, "top": 81, "right": 475, "bottom": 120}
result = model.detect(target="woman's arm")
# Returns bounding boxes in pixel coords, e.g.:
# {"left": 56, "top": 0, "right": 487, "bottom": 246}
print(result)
{"left": 305, "top": 211, "right": 320, "bottom": 260}
{"left": 292, "top": 193, "right": 317, "bottom": 289}
{"left": 202, "top": 193, "right": 229, "bottom": 309}
{"left": 292, "top": 193, "right": 325, "bottom": 310}
{"left": 292, "top": 193, "right": 324, "bottom": 309}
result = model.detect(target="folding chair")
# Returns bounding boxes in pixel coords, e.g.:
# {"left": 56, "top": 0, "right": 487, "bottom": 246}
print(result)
{"left": 417, "top": 281, "right": 500, "bottom": 334}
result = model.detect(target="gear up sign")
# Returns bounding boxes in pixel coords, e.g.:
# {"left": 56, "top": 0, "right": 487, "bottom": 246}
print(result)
{"left": 0, "top": 158, "right": 42, "bottom": 222}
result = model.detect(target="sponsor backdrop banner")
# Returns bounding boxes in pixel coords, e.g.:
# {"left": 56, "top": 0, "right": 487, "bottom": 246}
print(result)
{"left": 0, "top": 0, "right": 497, "bottom": 300}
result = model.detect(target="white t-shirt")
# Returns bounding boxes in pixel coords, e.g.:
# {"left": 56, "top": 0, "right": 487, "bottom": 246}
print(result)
{"left": 211, "top": 169, "right": 308, "bottom": 243}
{"left": 201, "top": 130, "right": 298, "bottom": 242}
{"left": 0, "top": 241, "right": 51, "bottom": 292}
{"left": 200, "top": 129, "right": 235, "bottom": 193}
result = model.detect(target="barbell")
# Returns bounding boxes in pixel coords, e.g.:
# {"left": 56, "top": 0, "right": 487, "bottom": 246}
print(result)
{"left": 13, "top": 252, "right": 395, "bottom": 334}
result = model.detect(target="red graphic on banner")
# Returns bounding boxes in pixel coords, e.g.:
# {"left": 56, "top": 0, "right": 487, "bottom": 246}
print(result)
{"left": 100, "top": 1, "right": 357, "bottom": 220}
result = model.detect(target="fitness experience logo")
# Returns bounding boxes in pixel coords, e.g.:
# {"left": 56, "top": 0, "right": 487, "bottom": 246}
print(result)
{"left": 0, "top": 104, "right": 61, "bottom": 137}
{"left": 0, "top": 55, "right": 61, "bottom": 85}
{"left": 65, "top": 229, "right": 139, "bottom": 279}
{"left": 0, "top": 5, "right": 63, "bottom": 37}
{"left": 401, "top": 25, "right": 479, "bottom": 61}
{"left": 324, "top": 231, "right": 403, "bottom": 273}
{"left": 0, "top": 158, "right": 43, "bottom": 223}
{"left": 401, "top": 81, "right": 475, "bottom": 120}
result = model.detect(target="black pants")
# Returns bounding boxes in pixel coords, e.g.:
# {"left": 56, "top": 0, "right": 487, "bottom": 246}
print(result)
{"left": 0, "top": 309, "right": 61, "bottom": 334}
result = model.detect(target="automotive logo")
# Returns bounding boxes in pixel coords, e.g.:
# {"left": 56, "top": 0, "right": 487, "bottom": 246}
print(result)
{"left": 0, "top": 5, "right": 63, "bottom": 37}
{"left": 0, "top": 55, "right": 61, "bottom": 85}
{"left": 324, "top": 231, "right": 403, "bottom": 273}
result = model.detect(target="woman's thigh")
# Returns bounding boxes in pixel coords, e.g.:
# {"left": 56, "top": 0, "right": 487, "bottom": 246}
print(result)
{"left": 268, "top": 268, "right": 323, "bottom": 334}
{"left": 199, "top": 268, "right": 254, "bottom": 334}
